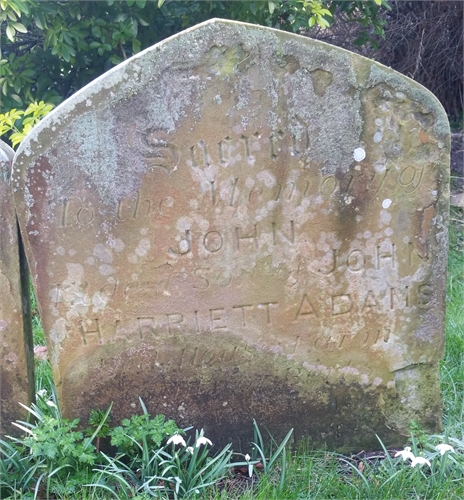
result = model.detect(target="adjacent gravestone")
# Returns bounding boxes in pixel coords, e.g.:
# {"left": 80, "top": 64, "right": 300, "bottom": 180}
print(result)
{"left": 1, "top": 140, "right": 34, "bottom": 437}
{"left": 12, "top": 19, "right": 450, "bottom": 450}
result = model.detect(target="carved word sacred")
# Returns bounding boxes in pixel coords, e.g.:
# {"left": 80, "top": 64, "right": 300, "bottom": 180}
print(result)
{"left": 12, "top": 19, "right": 450, "bottom": 450}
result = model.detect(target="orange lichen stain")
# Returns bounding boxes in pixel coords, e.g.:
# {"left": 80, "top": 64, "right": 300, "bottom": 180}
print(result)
{"left": 419, "top": 129, "right": 435, "bottom": 144}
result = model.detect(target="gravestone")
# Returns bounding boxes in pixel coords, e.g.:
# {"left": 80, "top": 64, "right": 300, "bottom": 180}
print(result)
{"left": 12, "top": 19, "right": 450, "bottom": 450}
{"left": 1, "top": 140, "right": 34, "bottom": 437}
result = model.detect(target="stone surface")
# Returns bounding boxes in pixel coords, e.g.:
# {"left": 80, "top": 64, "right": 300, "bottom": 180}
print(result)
{"left": 1, "top": 140, "right": 34, "bottom": 437}
{"left": 12, "top": 20, "right": 450, "bottom": 450}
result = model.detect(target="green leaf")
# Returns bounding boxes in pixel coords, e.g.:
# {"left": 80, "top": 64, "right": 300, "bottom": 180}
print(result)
{"left": 158, "top": 0, "right": 166, "bottom": 8}
{"left": 13, "top": 79, "right": 21, "bottom": 93}
{"left": 32, "top": 12, "right": 45, "bottom": 30}
{"left": 20, "top": 69, "right": 35, "bottom": 78}
{"left": 6, "top": 10, "right": 17, "bottom": 21}
{"left": 132, "top": 38, "right": 141, "bottom": 54}
{"left": 10, "top": 94, "right": 22, "bottom": 104}
{"left": 109, "top": 54, "right": 122, "bottom": 65}
{"left": 136, "top": 14, "right": 149, "bottom": 27}
{"left": 318, "top": 17, "right": 330, "bottom": 29}
{"left": 12, "top": 0, "right": 29, "bottom": 15}
{"left": 10, "top": 21, "right": 27, "bottom": 33}
{"left": 6, "top": 24, "right": 15, "bottom": 42}
{"left": 61, "top": 46, "right": 71, "bottom": 62}
{"left": 129, "top": 18, "right": 138, "bottom": 36}
{"left": 33, "top": 15, "right": 45, "bottom": 30}
{"left": 115, "top": 13, "right": 128, "bottom": 23}
{"left": 91, "top": 25, "right": 101, "bottom": 37}
{"left": 62, "top": 32, "right": 73, "bottom": 45}
{"left": 10, "top": 131, "right": 26, "bottom": 147}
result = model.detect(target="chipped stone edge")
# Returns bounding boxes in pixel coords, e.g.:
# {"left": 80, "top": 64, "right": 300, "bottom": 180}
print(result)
{"left": 366, "top": 64, "right": 450, "bottom": 140}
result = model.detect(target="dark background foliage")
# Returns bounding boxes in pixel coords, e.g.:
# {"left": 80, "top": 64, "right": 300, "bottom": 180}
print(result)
{"left": 307, "top": 0, "right": 463, "bottom": 126}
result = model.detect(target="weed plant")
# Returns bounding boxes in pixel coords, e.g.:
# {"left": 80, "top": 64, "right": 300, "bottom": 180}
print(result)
{"left": 30, "top": 282, "right": 45, "bottom": 348}
{"left": 1, "top": 209, "right": 463, "bottom": 499}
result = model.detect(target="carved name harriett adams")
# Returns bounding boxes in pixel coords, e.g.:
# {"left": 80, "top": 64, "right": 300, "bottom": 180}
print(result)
{"left": 54, "top": 274, "right": 434, "bottom": 345}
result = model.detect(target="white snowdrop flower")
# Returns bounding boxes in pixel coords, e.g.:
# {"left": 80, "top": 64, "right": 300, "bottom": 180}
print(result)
{"left": 394, "top": 446, "right": 415, "bottom": 461}
{"left": 195, "top": 436, "right": 212, "bottom": 447}
{"left": 186, "top": 446, "right": 194, "bottom": 455}
{"left": 245, "top": 454, "right": 251, "bottom": 461}
{"left": 410, "top": 456, "right": 431, "bottom": 468}
{"left": 167, "top": 434, "right": 186, "bottom": 447}
{"left": 46, "top": 400, "right": 57, "bottom": 408}
{"left": 36, "top": 389, "right": 47, "bottom": 397}
{"left": 436, "top": 443, "right": 455, "bottom": 455}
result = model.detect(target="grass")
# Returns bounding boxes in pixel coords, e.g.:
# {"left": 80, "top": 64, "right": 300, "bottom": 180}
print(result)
{"left": 2, "top": 208, "right": 463, "bottom": 499}
{"left": 441, "top": 206, "right": 464, "bottom": 438}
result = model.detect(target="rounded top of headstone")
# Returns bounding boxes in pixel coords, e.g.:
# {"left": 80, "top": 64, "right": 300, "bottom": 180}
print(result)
{"left": 12, "top": 18, "right": 449, "bottom": 212}
{"left": 13, "top": 18, "right": 449, "bottom": 159}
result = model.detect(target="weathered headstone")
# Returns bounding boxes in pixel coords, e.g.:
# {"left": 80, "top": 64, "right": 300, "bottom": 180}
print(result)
{"left": 12, "top": 20, "right": 450, "bottom": 449}
{"left": 1, "top": 140, "right": 34, "bottom": 437}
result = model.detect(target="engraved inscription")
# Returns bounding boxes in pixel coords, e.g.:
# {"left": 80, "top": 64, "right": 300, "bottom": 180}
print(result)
{"left": 81, "top": 319, "right": 102, "bottom": 345}
{"left": 203, "top": 231, "right": 223, "bottom": 253}
{"left": 73, "top": 280, "right": 432, "bottom": 347}
{"left": 141, "top": 132, "right": 180, "bottom": 173}
{"left": 295, "top": 294, "right": 318, "bottom": 320}
{"left": 398, "top": 165, "right": 424, "bottom": 194}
